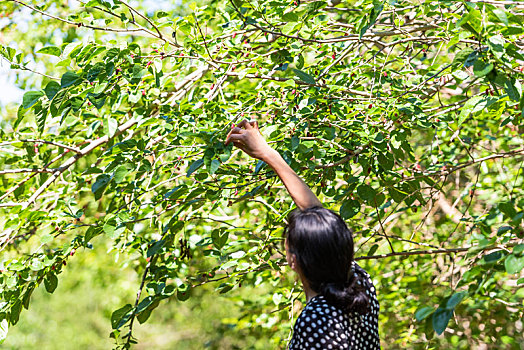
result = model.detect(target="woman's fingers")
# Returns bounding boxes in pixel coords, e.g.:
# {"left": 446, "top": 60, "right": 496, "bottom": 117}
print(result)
{"left": 225, "top": 126, "right": 245, "bottom": 144}
{"left": 225, "top": 133, "right": 245, "bottom": 146}
{"left": 225, "top": 119, "right": 258, "bottom": 145}
{"left": 237, "top": 119, "right": 253, "bottom": 130}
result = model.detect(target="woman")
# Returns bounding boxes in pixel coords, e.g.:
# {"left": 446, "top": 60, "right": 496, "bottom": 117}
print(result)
{"left": 225, "top": 120, "right": 380, "bottom": 349}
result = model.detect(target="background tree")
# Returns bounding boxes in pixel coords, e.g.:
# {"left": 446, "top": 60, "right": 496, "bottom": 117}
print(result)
{"left": 0, "top": 0, "right": 523, "bottom": 348}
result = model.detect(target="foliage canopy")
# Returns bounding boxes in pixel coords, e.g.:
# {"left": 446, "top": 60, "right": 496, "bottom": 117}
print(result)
{"left": 0, "top": 0, "right": 523, "bottom": 348}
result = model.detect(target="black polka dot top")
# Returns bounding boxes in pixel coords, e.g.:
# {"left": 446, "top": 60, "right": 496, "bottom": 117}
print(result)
{"left": 288, "top": 262, "right": 380, "bottom": 349}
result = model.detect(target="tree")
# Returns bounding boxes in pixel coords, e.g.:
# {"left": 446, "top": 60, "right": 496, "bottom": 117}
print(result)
{"left": 0, "top": 0, "right": 523, "bottom": 348}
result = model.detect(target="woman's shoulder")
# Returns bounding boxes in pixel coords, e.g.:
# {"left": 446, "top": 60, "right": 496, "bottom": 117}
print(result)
{"left": 299, "top": 295, "right": 343, "bottom": 320}
{"left": 352, "top": 261, "right": 370, "bottom": 276}
{"left": 352, "top": 262, "right": 375, "bottom": 287}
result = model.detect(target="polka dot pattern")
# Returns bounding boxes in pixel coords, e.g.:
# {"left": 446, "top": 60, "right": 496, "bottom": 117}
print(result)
{"left": 288, "top": 263, "right": 380, "bottom": 349}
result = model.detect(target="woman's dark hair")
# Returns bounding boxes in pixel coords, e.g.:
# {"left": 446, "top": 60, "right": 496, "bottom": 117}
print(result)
{"left": 284, "top": 206, "right": 369, "bottom": 315}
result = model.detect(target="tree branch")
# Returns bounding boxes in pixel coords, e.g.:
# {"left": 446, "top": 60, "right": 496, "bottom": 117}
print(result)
{"left": 0, "top": 168, "right": 56, "bottom": 175}
{"left": 0, "top": 140, "right": 81, "bottom": 153}
{"left": 356, "top": 240, "right": 522, "bottom": 261}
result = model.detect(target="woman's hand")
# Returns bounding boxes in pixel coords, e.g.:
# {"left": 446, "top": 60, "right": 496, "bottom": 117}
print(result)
{"left": 224, "top": 119, "right": 274, "bottom": 160}
{"left": 225, "top": 119, "right": 321, "bottom": 210}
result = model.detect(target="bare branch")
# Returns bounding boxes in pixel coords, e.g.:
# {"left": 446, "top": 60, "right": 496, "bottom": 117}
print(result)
{"left": 356, "top": 240, "right": 522, "bottom": 261}
{"left": 0, "top": 168, "right": 56, "bottom": 175}
{"left": 0, "top": 140, "right": 81, "bottom": 153}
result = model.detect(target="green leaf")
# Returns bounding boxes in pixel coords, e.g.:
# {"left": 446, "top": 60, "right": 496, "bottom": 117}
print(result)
{"left": 13, "top": 105, "right": 26, "bottom": 130}
{"left": 290, "top": 135, "right": 300, "bottom": 151}
{"left": 513, "top": 244, "right": 524, "bottom": 255}
{"left": 36, "top": 106, "right": 48, "bottom": 133}
{"left": 187, "top": 158, "right": 204, "bottom": 177}
{"left": 22, "top": 91, "right": 44, "bottom": 109}
{"left": 505, "top": 254, "right": 524, "bottom": 274}
{"left": 131, "top": 64, "right": 147, "bottom": 84}
{"left": 504, "top": 79, "right": 520, "bottom": 102}
{"left": 10, "top": 300, "right": 22, "bottom": 325}
{"left": 359, "top": 0, "right": 384, "bottom": 38}
{"left": 211, "top": 228, "right": 229, "bottom": 249}
{"left": 487, "top": 36, "right": 505, "bottom": 59}
{"left": 105, "top": 117, "right": 118, "bottom": 138}
{"left": 44, "top": 81, "right": 61, "bottom": 100}
{"left": 473, "top": 60, "right": 493, "bottom": 77}
{"left": 388, "top": 187, "right": 406, "bottom": 203}
{"left": 458, "top": 96, "right": 485, "bottom": 126}
{"left": 36, "top": 46, "right": 61, "bottom": 57}
{"left": 483, "top": 251, "right": 503, "bottom": 263}
{"left": 44, "top": 273, "right": 58, "bottom": 293}
{"left": 415, "top": 306, "right": 434, "bottom": 322}
{"left": 367, "top": 244, "right": 379, "bottom": 256}
{"left": 340, "top": 199, "right": 360, "bottom": 219}
{"left": 432, "top": 307, "right": 453, "bottom": 335}
{"left": 254, "top": 160, "right": 266, "bottom": 174}
{"left": 209, "top": 159, "right": 220, "bottom": 175}
{"left": 446, "top": 291, "right": 467, "bottom": 309}
{"left": 61, "top": 71, "right": 81, "bottom": 88}
{"left": 29, "top": 259, "right": 44, "bottom": 271}
{"left": 0, "top": 319, "right": 8, "bottom": 344}
{"left": 177, "top": 284, "right": 191, "bottom": 301}
{"left": 292, "top": 68, "right": 316, "bottom": 85}
{"left": 452, "top": 48, "right": 475, "bottom": 69}
{"left": 111, "top": 304, "right": 134, "bottom": 329}
{"left": 113, "top": 165, "right": 130, "bottom": 183}
{"left": 91, "top": 174, "right": 111, "bottom": 200}
{"left": 147, "top": 240, "right": 165, "bottom": 258}
{"left": 296, "top": 54, "right": 305, "bottom": 70}
{"left": 492, "top": 9, "right": 508, "bottom": 26}
{"left": 357, "top": 184, "right": 376, "bottom": 202}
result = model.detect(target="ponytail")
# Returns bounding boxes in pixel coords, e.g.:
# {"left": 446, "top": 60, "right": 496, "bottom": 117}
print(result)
{"left": 318, "top": 267, "right": 370, "bottom": 315}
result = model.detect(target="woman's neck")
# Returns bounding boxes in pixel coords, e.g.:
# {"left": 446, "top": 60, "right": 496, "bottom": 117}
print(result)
{"left": 301, "top": 276, "right": 319, "bottom": 302}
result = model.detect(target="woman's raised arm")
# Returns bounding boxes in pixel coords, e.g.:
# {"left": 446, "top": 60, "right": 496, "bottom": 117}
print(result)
{"left": 225, "top": 119, "right": 322, "bottom": 211}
